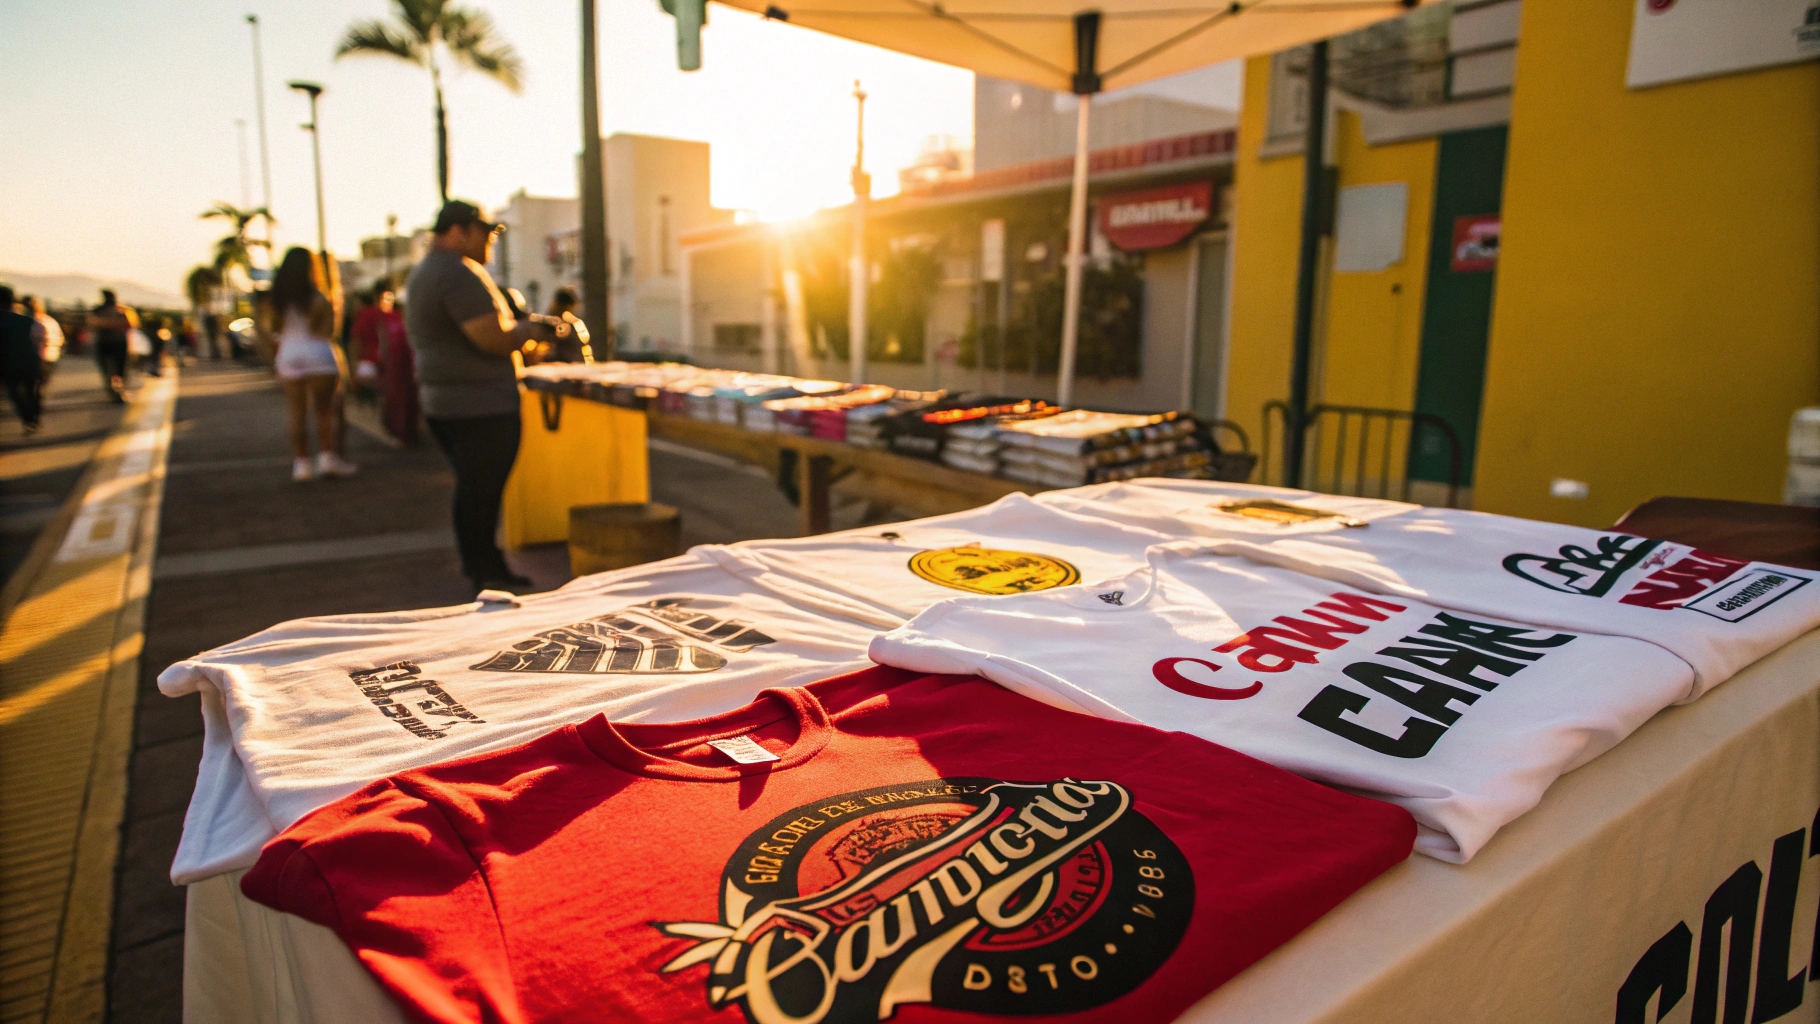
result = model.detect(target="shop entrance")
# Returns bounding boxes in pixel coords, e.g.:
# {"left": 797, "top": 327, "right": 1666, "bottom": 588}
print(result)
{"left": 1410, "top": 124, "right": 1508, "bottom": 489}
{"left": 1188, "top": 232, "right": 1230, "bottom": 420}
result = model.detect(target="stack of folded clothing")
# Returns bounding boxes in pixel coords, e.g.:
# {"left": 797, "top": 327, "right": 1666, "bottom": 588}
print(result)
{"left": 997, "top": 410, "right": 1213, "bottom": 487}
{"left": 883, "top": 396, "right": 1059, "bottom": 461}
{"left": 939, "top": 420, "right": 1003, "bottom": 474}
{"left": 844, "top": 389, "right": 946, "bottom": 448}
{"left": 760, "top": 383, "right": 897, "bottom": 439}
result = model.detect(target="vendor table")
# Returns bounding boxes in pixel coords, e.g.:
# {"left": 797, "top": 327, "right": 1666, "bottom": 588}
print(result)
{"left": 181, "top": 625, "right": 1820, "bottom": 1023}
{"left": 179, "top": 500, "right": 1820, "bottom": 1023}
{"left": 649, "top": 411, "right": 1044, "bottom": 534}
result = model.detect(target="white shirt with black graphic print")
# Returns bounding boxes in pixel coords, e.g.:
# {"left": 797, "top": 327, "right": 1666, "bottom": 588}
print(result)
{"left": 1041, "top": 479, "right": 1820, "bottom": 697}
{"left": 159, "top": 553, "right": 890, "bottom": 883}
{"left": 868, "top": 542, "right": 1696, "bottom": 863}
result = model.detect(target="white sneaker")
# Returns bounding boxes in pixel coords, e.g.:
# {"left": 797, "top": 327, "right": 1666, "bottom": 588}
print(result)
{"left": 291, "top": 458, "right": 314, "bottom": 482}
{"left": 315, "top": 452, "right": 359, "bottom": 478}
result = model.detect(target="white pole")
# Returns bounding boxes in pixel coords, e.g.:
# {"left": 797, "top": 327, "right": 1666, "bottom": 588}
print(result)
{"left": 679, "top": 246, "right": 694, "bottom": 358}
{"left": 849, "top": 80, "right": 870, "bottom": 385}
{"left": 1057, "top": 93, "right": 1092, "bottom": 407}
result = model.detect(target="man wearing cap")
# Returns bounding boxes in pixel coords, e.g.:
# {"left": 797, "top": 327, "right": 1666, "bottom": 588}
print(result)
{"left": 406, "top": 200, "right": 557, "bottom": 594}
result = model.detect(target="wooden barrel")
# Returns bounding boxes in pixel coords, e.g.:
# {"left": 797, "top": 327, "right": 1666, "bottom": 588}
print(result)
{"left": 568, "top": 502, "right": 682, "bottom": 577}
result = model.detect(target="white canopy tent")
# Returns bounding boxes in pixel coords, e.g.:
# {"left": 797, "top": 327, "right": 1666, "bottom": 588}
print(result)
{"left": 703, "top": 0, "right": 1438, "bottom": 406}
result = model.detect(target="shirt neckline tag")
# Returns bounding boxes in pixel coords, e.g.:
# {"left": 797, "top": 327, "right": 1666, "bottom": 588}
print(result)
{"left": 707, "top": 735, "right": 782, "bottom": 765}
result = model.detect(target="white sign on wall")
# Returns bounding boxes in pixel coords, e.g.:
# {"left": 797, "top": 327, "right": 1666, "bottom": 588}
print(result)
{"left": 1333, "top": 183, "right": 1409, "bottom": 274}
{"left": 1627, "top": 0, "right": 1820, "bottom": 89}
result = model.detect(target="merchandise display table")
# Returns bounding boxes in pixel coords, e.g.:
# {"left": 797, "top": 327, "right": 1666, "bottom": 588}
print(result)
{"left": 175, "top": 495, "right": 1820, "bottom": 1022}
{"left": 180, "top": 627, "right": 1820, "bottom": 1023}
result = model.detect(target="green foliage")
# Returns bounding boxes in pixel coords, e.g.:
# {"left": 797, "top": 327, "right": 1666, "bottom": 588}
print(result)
{"left": 802, "top": 236, "right": 943, "bottom": 365}
{"left": 335, "top": 0, "right": 524, "bottom": 201}
{"left": 960, "top": 258, "right": 1145, "bottom": 380}
{"left": 200, "top": 203, "right": 273, "bottom": 275}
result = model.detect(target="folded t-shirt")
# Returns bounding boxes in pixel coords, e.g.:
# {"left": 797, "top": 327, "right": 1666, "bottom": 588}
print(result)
{"left": 242, "top": 667, "right": 1415, "bottom": 1024}
{"left": 868, "top": 542, "right": 1695, "bottom": 862}
{"left": 1042, "top": 479, "right": 1820, "bottom": 696}
{"left": 699, "top": 492, "right": 1179, "bottom": 625}
{"left": 159, "top": 553, "right": 891, "bottom": 882}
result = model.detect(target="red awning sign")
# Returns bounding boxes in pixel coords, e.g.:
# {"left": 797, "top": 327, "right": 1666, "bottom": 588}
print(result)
{"left": 1098, "top": 181, "right": 1215, "bottom": 252}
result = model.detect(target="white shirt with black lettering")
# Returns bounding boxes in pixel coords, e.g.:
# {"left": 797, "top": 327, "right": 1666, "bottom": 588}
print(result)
{"left": 698, "top": 492, "right": 1180, "bottom": 625}
{"left": 1041, "top": 480, "right": 1820, "bottom": 696}
{"left": 160, "top": 554, "right": 891, "bottom": 883}
{"left": 867, "top": 542, "right": 1695, "bottom": 862}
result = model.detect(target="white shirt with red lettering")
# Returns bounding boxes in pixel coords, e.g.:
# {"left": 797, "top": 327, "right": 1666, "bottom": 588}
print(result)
{"left": 1040, "top": 480, "right": 1820, "bottom": 697}
{"left": 867, "top": 541, "right": 1695, "bottom": 862}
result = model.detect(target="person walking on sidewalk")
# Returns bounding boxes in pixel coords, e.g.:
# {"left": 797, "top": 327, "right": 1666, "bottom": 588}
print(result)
{"left": 87, "top": 288, "right": 136, "bottom": 402}
{"left": 262, "top": 247, "right": 359, "bottom": 482}
{"left": 24, "top": 296, "right": 63, "bottom": 380}
{"left": 0, "top": 286, "right": 44, "bottom": 433}
{"left": 406, "top": 200, "right": 560, "bottom": 594}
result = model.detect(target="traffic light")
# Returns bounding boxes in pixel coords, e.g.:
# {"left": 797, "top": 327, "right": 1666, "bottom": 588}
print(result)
{"left": 658, "top": 0, "right": 705, "bottom": 71}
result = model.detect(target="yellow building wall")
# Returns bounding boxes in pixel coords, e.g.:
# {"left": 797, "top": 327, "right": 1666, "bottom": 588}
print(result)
{"left": 1319, "top": 113, "right": 1435, "bottom": 414}
{"left": 1225, "top": 57, "right": 1437, "bottom": 475}
{"left": 1224, "top": 55, "right": 1302, "bottom": 457}
{"left": 1474, "top": 3, "right": 1820, "bottom": 526}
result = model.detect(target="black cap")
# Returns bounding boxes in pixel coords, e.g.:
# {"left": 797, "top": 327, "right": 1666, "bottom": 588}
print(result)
{"left": 433, "top": 200, "right": 500, "bottom": 234}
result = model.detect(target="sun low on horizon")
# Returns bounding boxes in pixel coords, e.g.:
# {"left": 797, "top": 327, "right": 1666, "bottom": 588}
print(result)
{"left": 0, "top": 0, "right": 975, "bottom": 292}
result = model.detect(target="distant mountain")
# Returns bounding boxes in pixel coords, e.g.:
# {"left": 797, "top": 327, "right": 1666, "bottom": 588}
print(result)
{"left": 0, "top": 269, "right": 187, "bottom": 310}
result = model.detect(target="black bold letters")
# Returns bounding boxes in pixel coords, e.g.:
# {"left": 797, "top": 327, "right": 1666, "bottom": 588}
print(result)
{"left": 1617, "top": 922, "right": 1692, "bottom": 1024}
{"left": 1296, "top": 685, "right": 1446, "bottom": 758}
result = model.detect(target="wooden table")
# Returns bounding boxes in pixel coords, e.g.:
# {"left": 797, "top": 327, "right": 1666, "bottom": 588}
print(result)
{"left": 647, "top": 412, "right": 1047, "bottom": 535}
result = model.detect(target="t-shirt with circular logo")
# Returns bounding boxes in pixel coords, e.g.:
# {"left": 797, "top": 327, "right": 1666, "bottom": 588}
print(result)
{"left": 698, "top": 492, "right": 1177, "bottom": 626}
{"left": 241, "top": 667, "right": 1414, "bottom": 1024}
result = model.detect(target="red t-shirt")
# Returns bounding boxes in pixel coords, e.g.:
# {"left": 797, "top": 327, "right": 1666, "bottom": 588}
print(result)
{"left": 242, "top": 667, "right": 1414, "bottom": 1024}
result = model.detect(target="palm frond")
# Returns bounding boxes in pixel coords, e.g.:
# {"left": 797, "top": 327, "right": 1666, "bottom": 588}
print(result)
{"left": 441, "top": 7, "right": 524, "bottom": 91}
{"left": 335, "top": 18, "right": 423, "bottom": 62}
{"left": 392, "top": 0, "right": 445, "bottom": 43}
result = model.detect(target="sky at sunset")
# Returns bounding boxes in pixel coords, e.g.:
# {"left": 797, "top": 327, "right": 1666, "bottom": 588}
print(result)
{"left": 0, "top": 0, "right": 1236, "bottom": 297}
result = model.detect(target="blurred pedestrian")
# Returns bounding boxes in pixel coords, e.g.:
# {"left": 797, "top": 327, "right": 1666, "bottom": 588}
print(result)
{"left": 202, "top": 311, "right": 222, "bottom": 360}
{"left": 0, "top": 286, "right": 44, "bottom": 433}
{"left": 406, "top": 199, "right": 561, "bottom": 593}
{"left": 87, "top": 288, "right": 136, "bottom": 402}
{"left": 142, "top": 314, "right": 168, "bottom": 377}
{"left": 23, "top": 296, "right": 63, "bottom": 381}
{"left": 262, "top": 246, "right": 358, "bottom": 482}
{"left": 356, "top": 280, "right": 417, "bottom": 443}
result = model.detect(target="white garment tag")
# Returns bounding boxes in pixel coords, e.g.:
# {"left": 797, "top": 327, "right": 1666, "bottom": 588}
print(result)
{"left": 707, "top": 735, "right": 781, "bottom": 764}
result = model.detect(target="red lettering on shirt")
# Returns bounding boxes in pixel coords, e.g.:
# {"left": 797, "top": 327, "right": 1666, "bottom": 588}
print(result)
{"left": 1618, "top": 549, "right": 1748, "bottom": 609}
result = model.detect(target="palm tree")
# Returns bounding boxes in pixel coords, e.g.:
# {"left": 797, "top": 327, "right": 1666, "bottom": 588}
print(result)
{"left": 185, "top": 265, "right": 224, "bottom": 311}
{"left": 334, "top": 0, "right": 524, "bottom": 203}
{"left": 200, "top": 202, "right": 272, "bottom": 275}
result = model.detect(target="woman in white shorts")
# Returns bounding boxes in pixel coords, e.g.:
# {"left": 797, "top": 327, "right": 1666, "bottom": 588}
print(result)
{"left": 261, "top": 248, "right": 357, "bottom": 481}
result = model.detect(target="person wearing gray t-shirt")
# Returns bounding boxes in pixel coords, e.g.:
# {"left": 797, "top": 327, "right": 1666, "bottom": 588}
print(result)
{"left": 405, "top": 200, "right": 560, "bottom": 593}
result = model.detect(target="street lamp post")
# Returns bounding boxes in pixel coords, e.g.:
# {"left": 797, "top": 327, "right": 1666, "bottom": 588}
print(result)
{"left": 849, "top": 80, "right": 870, "bottom": 386}
{"left": 289, "top": 81, "right": 328, "bottom": 256}
{"left": 246, "top": 14, "right": 275, "bottom": 261}
{"left": 385, "top": 213, "right": 398, "bottom": 280}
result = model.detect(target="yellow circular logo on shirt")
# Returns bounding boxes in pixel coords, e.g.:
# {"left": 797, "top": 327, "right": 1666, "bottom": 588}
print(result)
{"left": 907, "top": 546, "right": 1081, "bottom": 595}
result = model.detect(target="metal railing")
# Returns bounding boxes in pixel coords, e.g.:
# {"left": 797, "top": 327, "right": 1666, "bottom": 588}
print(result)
{"left": 1260, "top": 401, "right": 1463, "bottom": 507}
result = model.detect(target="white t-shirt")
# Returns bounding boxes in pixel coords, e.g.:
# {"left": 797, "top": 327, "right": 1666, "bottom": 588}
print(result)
{"left": 1042, "top": 480, "right": 1820, "bottom": 697}
{"left": 698, "top": 492, "right": 1179, "bottom": 625}
{"left": 867, "top": 541, "right": 1695, "bottom": 862}
{"left": 160, "top": 554, "right": 890, "bottom": 883}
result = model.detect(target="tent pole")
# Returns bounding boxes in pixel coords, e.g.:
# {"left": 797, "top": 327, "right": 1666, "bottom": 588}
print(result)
{"left": 579, "top": 0, "right": 612, "bottom": 355}
{"left": 1058, "top": 11, "right": 1102, "bottom": 408}
{"left": 1058, "top": 95, "right": 1091, "bottom": 407}
{"left": 1286, "top": 40, "right": 1329, "bottom": 487}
